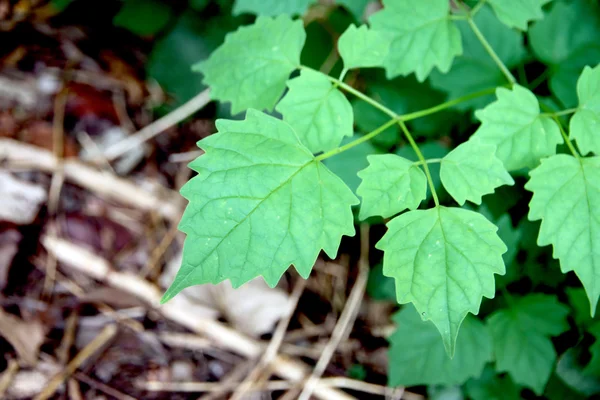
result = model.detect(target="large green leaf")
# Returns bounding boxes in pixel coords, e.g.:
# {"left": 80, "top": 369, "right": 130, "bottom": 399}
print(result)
{"left": 162, "top": 110, "right": 358, "bottom": 302}
{"left": 473, "top": 85, "right": 563, "bottom": 171}
{"left": 529, "top": 0, "right": 600, "bottom": 107}
{"left": 276, "top": 69, "right": 353, "bottom": 153}
{"left": 356, "top": 154, "right": 427, "bottom": 220}
{"left": 369, "top": 0, "right": 462, "bottom": 81}
{"left": 377, "top": 206, "right": 506, "bottom": 355}
{"left": 338, "top": 24, "right": 391, "bottom": 70}
{"left": 429, "top": 6, "right": 527, "bottom": 111}
{"left": 570, "top": 65, "right": 600, "bottom": 155}
{"left": 487, "top": 294, "right": 570, "bottom": 394}
{"left": 232, "top": 0, "right": 316, "bottom": 16}
{"left": 440, "top": 139, "right": 514, "bottom": 206}
{"left": 465, "top": 366, "right": 521, "bottom": 400}
{"left": 194, "top": 16, "right": 306, "bottom": 114}
{"left": 487, "top": 0, "right": 551, "bottom": 30}
{"left": 525, "top": 154, "right": 600, "bottom": 314}
{"left": 388, "top": 307, "right": 493, "bottom": 386}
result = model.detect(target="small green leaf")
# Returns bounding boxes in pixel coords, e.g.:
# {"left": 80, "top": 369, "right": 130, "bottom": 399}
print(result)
{"left": 487, "top": 294, "right": 570, "bottom": 395}
{"left": 338, "top": 24, "right": 391, "bottom": 70}
{"left": 356, "top": 154, "right": 427, "bottom": 219}
{"left": 525, "top": 154, "right": 600, "bottom": 314}
{"left": 465, "top": 366, "right": 521, "bottom": 400}
{"left": 388, "top": 307, "right": 493, "bottom": 386}
{"left": 369, "top": 0, "right": 462, "bottom": 81}
{"left": 570, "top": 65, "right": 600, "bottom": 155}
{"left": 440, "top": 139, "right": 514, "bottom": 206}
{"left": 487, "top": 0, "right": 551, "bottom": 30}
{"left": 567, "top": 288, "right": 598, "bottom": 328}
{"left": 473, "top": 85, "right": 563, "bottom": 171}
{"left": 113, "top": 0, "right": 173, "bottom": 36}
{"left": 528, "top": 0, "right": 600, "bottom": 107}
{"left": 232, "top": 0, "right": 316, "bottom": 16}
{"left": 557, "top": 344, "right": 600, "bottom": 395}
{"left": 429, "top": 6, "right": 527, "bottom": 111}
{"left": 276, "top": 69, "right": 353, "bottom": 153}
{"left": 194, "top": 16, "right": 306, "bottom": 114}
{"left": 377, "top": 206, "right": 506, "bottom": 355}
{"left": 162, "top": 110, "right": 358, "bottom": 302}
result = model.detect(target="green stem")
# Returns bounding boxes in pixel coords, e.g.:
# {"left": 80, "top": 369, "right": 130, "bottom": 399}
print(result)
{"left": 315, "top": 118, "right": 398, "bottom": 161}
{"left": 553, "top": 115, "right": 580, "bottom": 159}
{"left": 470, "top": 0, "right": 487, "bottom": 17}
{"left": 542, "top": 108, "right": 578, "bottom": 117}
{"left": 398, "top": 86, "right": 499, "bottom": 121}
{"left": 398, "top": 121, "right": 440, "bottom": 206}
{"left": 301, "top": 65, "right": 397, "bottom": 118}
{"left": 413, "top": 158, "right": 443, "bottom": 166}
{"left": 466, "top": 16, "right": 516, "bottom": 85}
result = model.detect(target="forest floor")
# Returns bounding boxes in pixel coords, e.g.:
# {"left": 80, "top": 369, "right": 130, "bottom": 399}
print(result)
{"left": 0, "top": 2, "right": 418, "bottom": 399}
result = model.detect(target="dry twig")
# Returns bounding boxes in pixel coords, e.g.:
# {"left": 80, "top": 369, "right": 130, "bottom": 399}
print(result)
{"left": 42, "top": 235, "right": 354, "bottom": 400}
{"left": 297, "top": 225, "right": 371, "bottom": 400}
{"left": 34, "top": 324, "right": 117, "bottom": 400}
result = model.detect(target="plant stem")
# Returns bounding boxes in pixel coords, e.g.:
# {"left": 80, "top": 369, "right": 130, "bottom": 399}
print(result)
{"left": 301, "top": 65, "right": 397, "bottom": 118}
{"left": 466, "top": 16, "right": 516, "bottom": 85}
{"left": 542, "top": 108, "right": 578, "bottom": 117}
{"left": 315, "top": 119, "right": 398, "bottom": 161}
{"left": 528, "top": 68, "right": 550, "bottom": 91}
{"left": 470, "top": 0, "right": 487, "bottom": 17}
{"left": 398, "top": 121, "right": 440, "bottom": 206}
{"left": 413, "top": 158, "right": 443, "bottom": 166}
{"left": 553, "top": 115, "right": 580, "bottom": 159}
{"left": 398, "top": 86, "right": 499, "bottom": 121}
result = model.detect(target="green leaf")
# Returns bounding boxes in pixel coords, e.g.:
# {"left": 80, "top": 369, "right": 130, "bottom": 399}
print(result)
{"left": 369, "top": 0, "right": 462, "bottom": 81}
{"left": 525, "top": 154, "right": 600, "bottom": 314}
{"left": 275, "top": 69, "right": 353, "bottom": 153}
{"left": 232, "top": 0, "right": 316, "bottom": 16}
{"left": 162, "top": 110, "right": 358, "bottom": 302}
{"left": 487, "top": 0, "right": 551, "bottom": 30}
{"left": 338, "top": 24, "right": 391, "bottom": 70}
{"left": 465, "top": 366, "right": 521, "bottom": 400}
{"left": 529, "top": 0, "right": 600, "bottom": 107}
{"left": 473, "top": 85, "right": 563, "bottom": 171}
{"left": 323, "top": 134, "right": 382, "bottom": 194}
{"left": 557, "top": 344, "right": 600, "bottom": 395}
{"left": 113, "top": 0, "right": 172, "bottom": 36}
{"left": 487, "top": 294, "right": 570, "bottom": 394}
{"left": 585, "top": 322, "right": 600, "bottom": 376}
{"left": 388, "top": 307, "right": 493, "bottom": 386}
{"left": 570, "top": 65, "right": 600, "bottom": 155}
{"left": 428, "top": 385, "right": 464, "bottom": 400}
{"left": 194, "top": 16, "right": 306, "bottom": 114}
{"left": 148, "top": 12, "right": 241, "bottom": 106}
{"left": 440, "top": 139, "right": 514, "bottom": 206}
{"left": 356, "top": 154, "right": 427, "bottom": 220}
{"left": 336, "top": 0, "right": 370, "bottom": 21}
{"left": 377, "top": 206, "right": 506, "bottom": 355}
{"left": 429, "top": 6, "right": 527, "bottom": 111}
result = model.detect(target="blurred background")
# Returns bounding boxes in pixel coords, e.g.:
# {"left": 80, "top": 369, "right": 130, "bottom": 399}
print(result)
{"left": 0, "top": 1, "right": 409, "bottom": 399}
